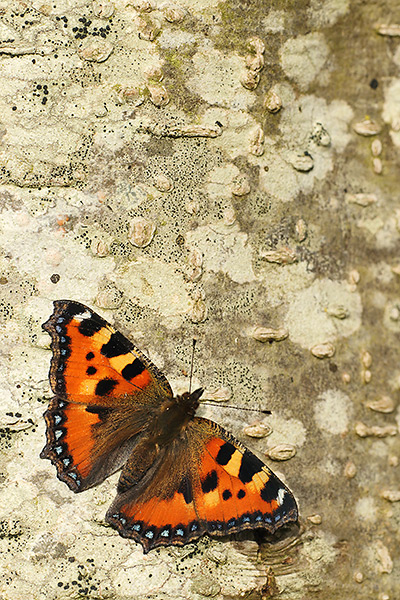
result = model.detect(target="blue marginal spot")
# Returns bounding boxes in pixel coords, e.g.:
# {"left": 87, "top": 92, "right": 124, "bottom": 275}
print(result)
{"left": 160, "top": 529, "right": 170, "bottom": 537}
{"left": 175, "top": 528, "right": 184, "bottom": 537}
{"left": 145, "top": 530, "right": 154, "bottom": 539}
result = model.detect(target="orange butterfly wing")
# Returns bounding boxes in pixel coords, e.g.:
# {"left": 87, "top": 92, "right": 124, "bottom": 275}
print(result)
{"left": 194, "top": 424, "right": 296, "bottom": 533}
{"left": 106, "top": 418, "right": 298, "bottom": 553}
{"left": 41, "top": 301, "right": 298, "bottom": 553}
{"left": 40, "top": 300, "right": 172, "bottom": 492}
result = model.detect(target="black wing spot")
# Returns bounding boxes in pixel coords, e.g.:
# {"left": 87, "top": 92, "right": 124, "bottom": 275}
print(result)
{"left": 121, "top": 359, "right": 145, "bottom": 381}
{"left": 86, "top": 366, "right": 97, "bottom": 375}
{"left": 237, "top": 489, "right": 246, "bottom": 499}
{"left": 95, "top": 378, "right": 118, "bottom": 396}
{"left": 86, "top": 352, "right": 95, "bottom": 360}
{"left": 178, "top": 476, "right": 193, "bottom": 505}
{"left": 216, "top": 442, "right": 235, "bottom": 466}
{"left": 222, "top": 489, "right": 232, "bottom": 501}
{"left": 85, "top": 405, "right": 113, "bottom": 420}
{"left": 238, "top": 451, "right": 264, "bottom": 484}
{"left": 78, "top": 318, "right": 103, "bottom": 337}
{"left": 101, "top": 332, "right": 132, "bottom": 358}
{"left": 201, "top": 470, "right": 218, "bottom": 494}
{"left": 260, "top": 477, "right": 280, "bottom": 503}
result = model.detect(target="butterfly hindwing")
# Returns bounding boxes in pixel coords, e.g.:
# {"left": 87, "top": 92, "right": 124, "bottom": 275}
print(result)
{"left": 106, "top": 473, "right": 205, "bottom": 551}
{"left": 40, "top": 397, "right": 148, "bottom": 491}
{"left": 105, "top": 417, "right": 298, "bottom": 552}
{"left": 41, "top": 300, "right": 172, "bottom": 491}
{"left": 106, "top": 434, "right": 207, "bottom": 550}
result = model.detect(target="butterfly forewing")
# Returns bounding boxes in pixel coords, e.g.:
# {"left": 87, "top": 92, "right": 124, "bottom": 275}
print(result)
{"left": 41, "top": 300, "right": 172, "bottom": 491}
{"left": 43, "top": 299, "right": 172, "bottom": 401}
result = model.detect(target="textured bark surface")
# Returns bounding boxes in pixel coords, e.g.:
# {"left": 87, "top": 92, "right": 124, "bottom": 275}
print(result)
{"left": 0, "top": 0, "right": 399, "bottom": 598}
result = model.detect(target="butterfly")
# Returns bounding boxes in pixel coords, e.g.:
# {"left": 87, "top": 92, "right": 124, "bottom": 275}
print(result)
{"left": 40, "top": 300, "right": 298, "bottom": 553}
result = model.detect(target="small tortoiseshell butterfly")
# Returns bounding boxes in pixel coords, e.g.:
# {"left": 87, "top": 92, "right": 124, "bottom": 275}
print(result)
{"left": 41, "top": 300, "right": 298, "bottom": 553}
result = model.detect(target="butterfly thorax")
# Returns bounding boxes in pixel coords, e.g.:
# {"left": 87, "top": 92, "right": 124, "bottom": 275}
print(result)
{"left": 148, "top": 388, "right": 204, "bottom": 447}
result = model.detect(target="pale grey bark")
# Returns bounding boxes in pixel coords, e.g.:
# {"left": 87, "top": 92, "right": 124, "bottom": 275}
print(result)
{"left": 0, "top": 0, "right": 399, "bottom": 598}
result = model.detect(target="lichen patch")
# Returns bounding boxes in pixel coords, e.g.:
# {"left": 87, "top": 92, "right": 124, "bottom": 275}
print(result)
{"left": 284, "top": 279, "right": 362, "bottom": 349}
{"left": 314, "top": 389, "right": 352, "bottom": 435}
{"left": 280, "top": 33, "right": 330, "bottom": 90}
{"left": 187, "top": 46, "right": 255, "bottom": 110}
{"left": 185, "top": 224, "right": 256, "bottom": 284}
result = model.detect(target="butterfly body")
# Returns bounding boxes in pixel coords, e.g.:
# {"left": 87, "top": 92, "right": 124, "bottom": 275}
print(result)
{"left": 41, "top": 300, "right": 298, "bottom": 553}
{"left": 146, "top": 388, "right": 203, "bottom": 447}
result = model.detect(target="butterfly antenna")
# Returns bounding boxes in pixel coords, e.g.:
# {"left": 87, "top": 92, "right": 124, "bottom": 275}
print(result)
{"left": 189, "top": 339, "right": 196, "bottom": 394}
{"left": 201, "top": 402, "right": 271, "bottom": 415}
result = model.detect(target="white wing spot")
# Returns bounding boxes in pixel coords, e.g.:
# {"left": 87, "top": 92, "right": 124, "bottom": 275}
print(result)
{"left": 74, "top": 310, "right": 92, "bottom": 322}
{"left": 277, "top": 488, "right": 286, "bottom": 506}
